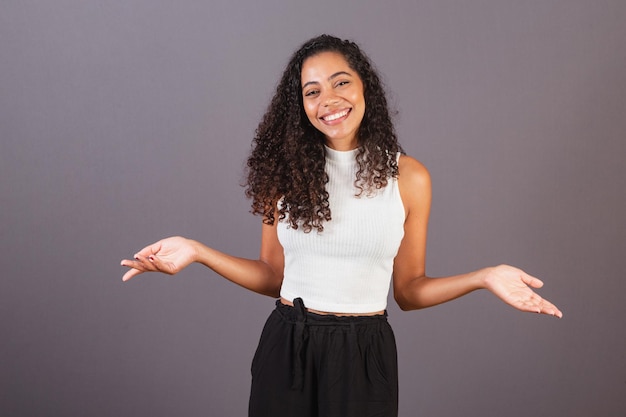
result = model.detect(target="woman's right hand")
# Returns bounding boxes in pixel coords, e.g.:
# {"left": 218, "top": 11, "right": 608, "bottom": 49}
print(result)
{"left": 120, "top": 236, "right": 198, "bottom": 282}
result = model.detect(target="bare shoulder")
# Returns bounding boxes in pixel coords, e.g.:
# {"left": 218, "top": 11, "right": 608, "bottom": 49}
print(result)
{"left": 398, "top": 154, "right": 431, "bottom": 190}
{"left": 397, "top": 154, "right": 432, "bottom": 216}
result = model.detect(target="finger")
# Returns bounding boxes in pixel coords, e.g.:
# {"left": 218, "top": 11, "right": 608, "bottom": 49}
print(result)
{"left": 133, "top": 254, "right": 159, "bottom": 271}
{"left": 517, "top": 299, "right": 543, "bottom": 314}
{"left": 120, "top": 259, "right": 146, "bottom": 272}
{"left": 521, "top": 273, "right": 544, "bottom": 289}
{"left": 539, "top": 299, "right": 563, "bottom": 318}
{"left": 131, "top": 253, "right": 173, "bottom": 275}
{"left": 122, "top": 268, "right": 144, "bottom": 282}
{"left": 520, "top": 296, "right": 563, "bottom": 318}
{"left": 120, "top": 258, "right": 135, "bottom": 268}
{"left": 136, "top": 241, "right": 163, "bottom": 257}
{"left": 121, "top": 256, "right": 156, "bottom": 275}
{"left": 148, "top": 255, "right": 175, "bottom": 275}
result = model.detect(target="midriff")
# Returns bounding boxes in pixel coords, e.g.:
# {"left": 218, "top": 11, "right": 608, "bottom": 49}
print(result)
{"left": 279, "top": 297, "right": 385, "bottom": 316}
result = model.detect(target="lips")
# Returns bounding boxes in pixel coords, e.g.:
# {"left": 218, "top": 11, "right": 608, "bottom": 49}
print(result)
{"left": 320, "top": 108, "right": 351, "bottom": 123}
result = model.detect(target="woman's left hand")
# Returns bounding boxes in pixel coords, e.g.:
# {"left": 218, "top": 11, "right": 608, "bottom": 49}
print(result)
{"left": 483, "top": 265, "right": 563, "bottom": 318}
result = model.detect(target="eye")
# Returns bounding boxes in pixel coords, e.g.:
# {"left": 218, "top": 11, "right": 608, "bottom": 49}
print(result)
{"left": 304, "top": 89, "right": 320, "bottom": 97}
{"left": 336, "top": 80, "right": 350, "bottom": 87}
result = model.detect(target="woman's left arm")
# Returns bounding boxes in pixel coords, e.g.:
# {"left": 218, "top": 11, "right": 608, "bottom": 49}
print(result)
{"left": 392, "top": 155, "right": 562, "bottom": 317}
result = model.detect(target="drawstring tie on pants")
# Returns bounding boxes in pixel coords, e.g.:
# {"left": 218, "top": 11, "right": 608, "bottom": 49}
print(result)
{"left": 291, "top": 297, "right": 308, "bottom": 390}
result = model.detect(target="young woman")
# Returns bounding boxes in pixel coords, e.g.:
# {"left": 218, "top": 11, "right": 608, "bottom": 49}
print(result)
{"left": 121, "top": 35, "right": 562, "bottom": 417}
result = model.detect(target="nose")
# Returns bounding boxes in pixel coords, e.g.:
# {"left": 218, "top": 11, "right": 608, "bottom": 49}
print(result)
{"left": 321, "top": 91, "right": 340, "bottom": 107}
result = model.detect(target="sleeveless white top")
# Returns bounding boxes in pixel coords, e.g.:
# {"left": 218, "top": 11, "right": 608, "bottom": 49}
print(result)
{"left": 277, "top": 146, "right": 405, "bottom": 313}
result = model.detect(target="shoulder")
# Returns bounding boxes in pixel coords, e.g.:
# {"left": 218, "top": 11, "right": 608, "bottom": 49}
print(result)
{"left": 397, "top": 154, "right": 432, "bottom": 215}
{"left": 398, "top": 154, "right": 431, "bottom": 190}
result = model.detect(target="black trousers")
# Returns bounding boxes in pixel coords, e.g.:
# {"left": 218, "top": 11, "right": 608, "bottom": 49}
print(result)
{"left": 249, "top": 298, "right": 398, "bottom": 417}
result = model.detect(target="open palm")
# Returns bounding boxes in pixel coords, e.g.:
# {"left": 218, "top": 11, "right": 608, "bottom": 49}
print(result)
{"left": 485, "top": 265, "right": 562, "bottom": 317}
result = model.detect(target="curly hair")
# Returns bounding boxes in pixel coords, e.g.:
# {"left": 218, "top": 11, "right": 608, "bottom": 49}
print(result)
{"left": 245, "top": 34, "right": 403, "bottom": 232}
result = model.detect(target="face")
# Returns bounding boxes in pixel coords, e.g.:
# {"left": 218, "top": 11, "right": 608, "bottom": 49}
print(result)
{"left": 301, "top": 51, "right": 365, "bottom": 150}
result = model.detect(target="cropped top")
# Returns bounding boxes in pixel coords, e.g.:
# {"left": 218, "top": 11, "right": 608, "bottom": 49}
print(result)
{"left": 277, "top": 146, "right": 406, "bottom": 313}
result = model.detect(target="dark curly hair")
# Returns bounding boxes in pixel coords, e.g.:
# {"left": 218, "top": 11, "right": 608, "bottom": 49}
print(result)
{"left": 245, "top": 34, "right": 403, "bottom": 232}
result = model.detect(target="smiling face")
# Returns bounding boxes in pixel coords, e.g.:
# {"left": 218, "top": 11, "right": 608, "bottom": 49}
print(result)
{"left": 301, "top": 51, "right": 365, "bottom": 150}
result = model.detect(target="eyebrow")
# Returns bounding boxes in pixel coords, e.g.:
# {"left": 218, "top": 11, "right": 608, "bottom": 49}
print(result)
{"left": 302, "top": 71, "right": 353, "bottom": 90}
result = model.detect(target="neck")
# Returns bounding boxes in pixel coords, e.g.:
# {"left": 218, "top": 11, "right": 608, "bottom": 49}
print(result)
{"left": 324, "top": 137, "right": 358, "bottom": 151}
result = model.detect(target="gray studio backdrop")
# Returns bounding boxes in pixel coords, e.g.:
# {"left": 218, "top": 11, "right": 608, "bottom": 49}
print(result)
{"left": 1, "top": 1, "right": 625, "bottom": 416}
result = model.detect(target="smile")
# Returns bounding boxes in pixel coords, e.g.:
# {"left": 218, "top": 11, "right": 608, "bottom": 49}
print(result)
{"left": 321, "top": 109, "right": 350, "bottom": 122}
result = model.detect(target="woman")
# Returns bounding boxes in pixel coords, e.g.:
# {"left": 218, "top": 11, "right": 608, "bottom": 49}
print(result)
{"left": 121, "top": 35, "right": 562, "bottom": 417}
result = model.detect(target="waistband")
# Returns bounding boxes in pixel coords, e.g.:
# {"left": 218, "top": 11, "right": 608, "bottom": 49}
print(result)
{"left": 275, "top": 298, "right": 388, "bottom": 324}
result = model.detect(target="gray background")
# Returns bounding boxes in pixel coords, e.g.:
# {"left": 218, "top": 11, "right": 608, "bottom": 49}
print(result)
{"left": 1, "top": 1, "right": 625, "bottom": 416}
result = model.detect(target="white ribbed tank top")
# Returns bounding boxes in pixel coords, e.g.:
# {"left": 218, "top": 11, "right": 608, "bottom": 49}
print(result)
{"left": 277, "top": 146, "right": 405, "bottom": 313}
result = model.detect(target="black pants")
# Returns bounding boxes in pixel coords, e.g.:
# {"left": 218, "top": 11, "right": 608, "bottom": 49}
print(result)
{"left": 249, "top": 298, "right": 398, "bottom": 417}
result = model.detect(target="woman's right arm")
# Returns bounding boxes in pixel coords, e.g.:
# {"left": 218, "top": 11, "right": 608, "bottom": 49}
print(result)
{"left": 120, "top": 220, "right": 285, "bottom": 298}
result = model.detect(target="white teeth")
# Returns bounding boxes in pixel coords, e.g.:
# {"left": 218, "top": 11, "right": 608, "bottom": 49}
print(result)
{"left": 323, "top": 109, "right": 349, "bottom": 121}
